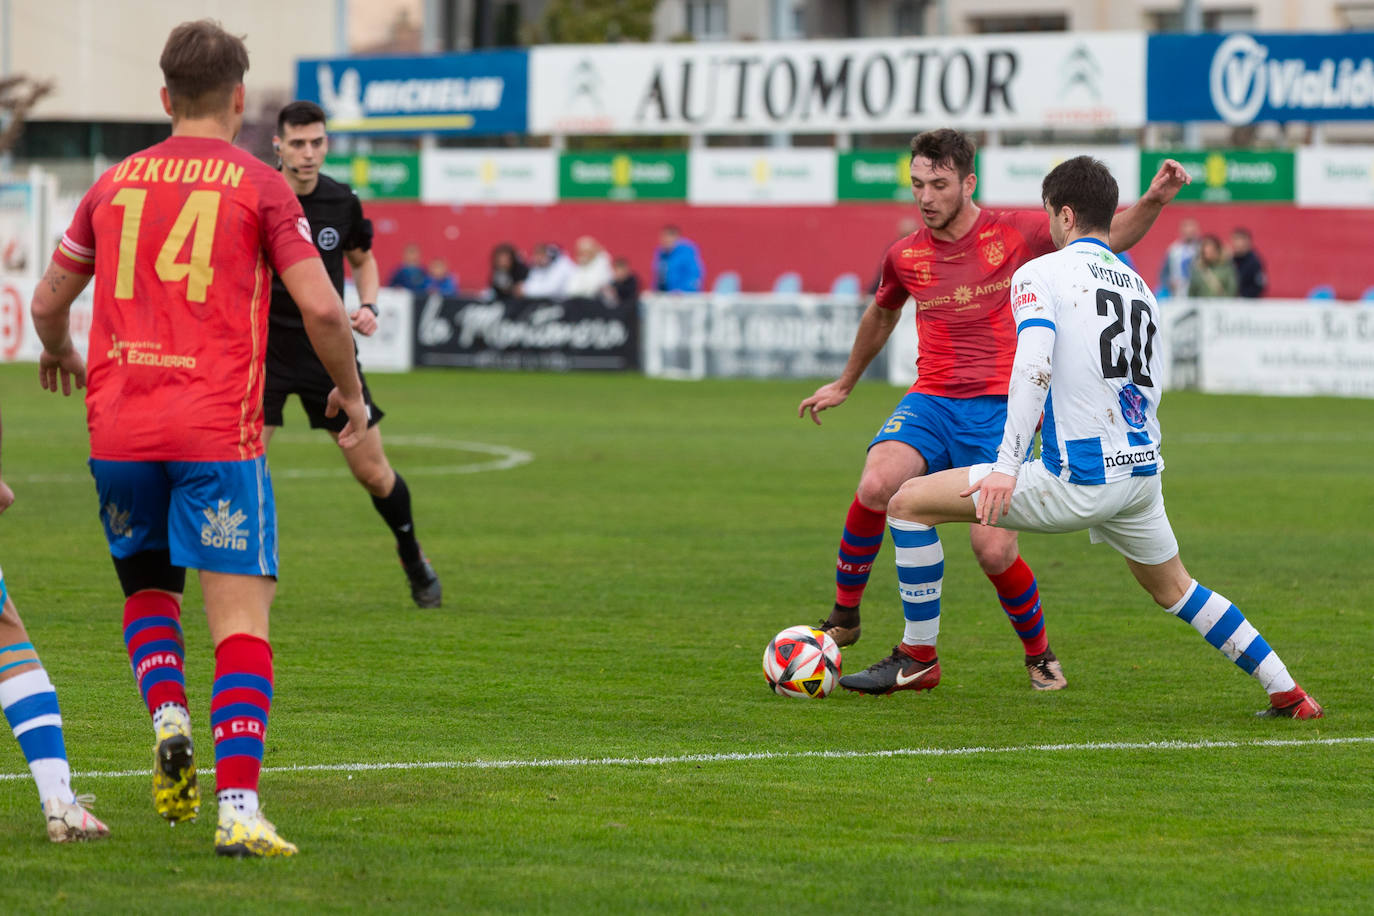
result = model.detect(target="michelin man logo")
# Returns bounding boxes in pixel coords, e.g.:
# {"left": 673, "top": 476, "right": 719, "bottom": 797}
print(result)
{"left": 317, "top": 64, "right": 364, "bottom": 122}
{"left": 1209, "top": 34, "right": 1269, "bottom": 126}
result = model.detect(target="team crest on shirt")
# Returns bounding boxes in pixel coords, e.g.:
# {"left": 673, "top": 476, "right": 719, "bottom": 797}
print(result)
{"left": 910, "top": 261, "right": 932, "bottom": 286}
{"left": 317, "top": 226, "right": 340, "bottom": 251}
{"left": 980, "top": 239, "right": 1006, "bottom": 267}
{"left": 1119, "top": 384, "right": 1149, "bottom": 429}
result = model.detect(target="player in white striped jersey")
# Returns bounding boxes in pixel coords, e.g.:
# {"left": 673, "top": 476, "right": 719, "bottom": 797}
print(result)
{"left": 880, "top": 156, "right": 1322, "bottom": 719}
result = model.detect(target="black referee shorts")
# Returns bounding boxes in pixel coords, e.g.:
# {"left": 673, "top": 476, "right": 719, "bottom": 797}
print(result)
{"left": 263, "top": 328, "right": 385, "bottom": 433}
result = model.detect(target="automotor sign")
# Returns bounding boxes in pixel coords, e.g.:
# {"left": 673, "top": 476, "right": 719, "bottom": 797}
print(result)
{"left": 1148, "top": 32, "right": 1374, "bottom": 125}
{"left": 530, "top": 34, "right": 1145, "bottom": 135}
{"left": 296, "top": 50, "right": 528, "bottom": 136}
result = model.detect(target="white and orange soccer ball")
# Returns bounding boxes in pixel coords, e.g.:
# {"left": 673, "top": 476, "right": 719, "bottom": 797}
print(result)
{"left": 762, "top": 625, "right": 842, "bottom": 698}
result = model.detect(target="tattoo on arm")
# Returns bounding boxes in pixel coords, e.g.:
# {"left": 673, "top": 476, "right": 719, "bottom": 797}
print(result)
{"left": 46, "top": 265, "right": 68, "bottom": 294}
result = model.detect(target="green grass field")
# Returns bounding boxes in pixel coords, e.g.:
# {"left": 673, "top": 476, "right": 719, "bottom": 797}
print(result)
{"left": 0, "top": 361, "right": 1370, "bottom": 914}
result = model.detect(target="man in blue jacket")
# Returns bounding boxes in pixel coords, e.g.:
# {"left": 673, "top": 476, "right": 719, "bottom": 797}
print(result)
{"left": 653, "top": 225, "right": 704, "bottom": 293}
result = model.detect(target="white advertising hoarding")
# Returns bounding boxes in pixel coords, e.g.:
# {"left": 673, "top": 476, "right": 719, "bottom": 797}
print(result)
{"left": 2, "top": 276, "right": 413, "bottom": 372}
{"left": 0, "top": 275, "right": 92, "bottom": 364}
{"left": 688, "top": 149, "right": 837, "bottom": 205}
{"left": 1296, "top": 147, "right": 1374, "bottom": 207}
{"left": 978, "top": 146, "right": 1141, "bottom": 207}
{"left": 1197, "top": 300, "right": 1374, "bottom": 397}
{"left": 530, "top": 33, "right": 1146, "bottom": 135}
{"left": 421, "top": 150, "right": 558, "bottom": 204}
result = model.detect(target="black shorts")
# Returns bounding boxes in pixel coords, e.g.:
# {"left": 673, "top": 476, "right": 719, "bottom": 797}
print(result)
{"left": 263, "top": 327, "right": 384, "bottom": 432}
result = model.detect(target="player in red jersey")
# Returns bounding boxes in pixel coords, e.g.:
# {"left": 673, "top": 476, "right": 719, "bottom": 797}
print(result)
{"left": 798, "top": 129, "right": 1188, "bottom": 695}
{"left": 29, "top": 20, "right": 367, "bottom": 857}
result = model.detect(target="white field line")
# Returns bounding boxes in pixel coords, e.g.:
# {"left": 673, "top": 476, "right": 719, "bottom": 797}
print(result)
{"left": 9, "top": 436, "right": 533, "bottom": 484}
{"left": 4, "top": 735, "right": 1370, "bottom": 783}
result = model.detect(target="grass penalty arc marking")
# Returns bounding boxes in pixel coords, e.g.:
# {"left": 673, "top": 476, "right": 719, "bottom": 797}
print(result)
{"left": 4, "top": 735, "right": 1370, "bottom": 783}
{"left": 10, "top": 436, "right": 534, "bottom": 484}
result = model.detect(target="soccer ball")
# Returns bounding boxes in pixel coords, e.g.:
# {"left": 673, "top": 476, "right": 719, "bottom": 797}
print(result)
{"left": 762, "top": 625, "right": 842, "bottom": 698}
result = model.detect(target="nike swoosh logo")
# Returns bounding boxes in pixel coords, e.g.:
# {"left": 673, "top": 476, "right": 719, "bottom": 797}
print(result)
{"left": 895, "top": 664, "right": 937, "bottom": 686}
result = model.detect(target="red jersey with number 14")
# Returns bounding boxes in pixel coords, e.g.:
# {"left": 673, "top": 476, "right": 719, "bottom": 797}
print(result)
{"left": 874, "top": 208, "right": 1054, "bottom": 399}
{"left": 54, "top": 136, "right": 320, "bottom": 462}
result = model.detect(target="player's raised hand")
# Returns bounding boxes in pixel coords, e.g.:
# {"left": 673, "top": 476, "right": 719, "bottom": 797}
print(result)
{"left": 961, "top": 470, "right": 1016, "bottom": 526}
{"left": 38, "top": 344, "right": 86, "bottom": 396}
{"left": 349, "top": 307, "right": 378, "bottom": 337}
{"left": 324, "top": 387, "right": 370, "bottom": 449}
{"left": 798, "top": 380, "right": 852, "bottom": 426}
{"left": 1143, "top": 158, "right": 1192, "bottom": 206}
{"left": 0, "top": 479, "right": 14, "bottom": 515}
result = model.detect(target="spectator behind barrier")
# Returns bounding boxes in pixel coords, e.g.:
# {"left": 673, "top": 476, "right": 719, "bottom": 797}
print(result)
{"left": 488, "top": 242, "right": 529, "bottom": 300}
{"left": 653, "top": 224, "right": 704, "bottom": 293}
{"left": 523, "top": 242, "right": 576, "bottom": 299}
{"left": 608, "top": 256, "right": 641, "bottom": 307}
{"left": 1230, "top": 227, "right": 1267, "bottom": 299}
{"left": 1160, "top": 217, "right": 1200, "bottom": 298}
{"left": 388, "top": 243, "right": 428, "bottom": 294}
{"left": 564, "top": 236, "right": 615, "bottom": 299}
{"left": 423, "top": 258, "right": 458, "bottom": 297}
{"left": 1187, "top": 235, "right": 1237, "bottom": 298}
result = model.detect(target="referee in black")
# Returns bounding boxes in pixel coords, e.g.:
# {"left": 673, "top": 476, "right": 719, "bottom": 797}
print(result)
{"left": 264, "top": 101, "right": 442, "bottom": 608}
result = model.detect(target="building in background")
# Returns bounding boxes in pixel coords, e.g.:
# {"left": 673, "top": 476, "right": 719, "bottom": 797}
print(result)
{"left": 4, "top": 0, "right": 339, "bottom": 173}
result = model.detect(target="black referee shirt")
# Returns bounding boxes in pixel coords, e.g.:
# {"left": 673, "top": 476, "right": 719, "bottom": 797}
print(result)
{"left": 269, "top": 173, "right": 373, "bottom": 332}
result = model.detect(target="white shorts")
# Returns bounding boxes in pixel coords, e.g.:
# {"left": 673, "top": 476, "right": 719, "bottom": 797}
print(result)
{"left": 969, "top": 462, "right": 1180, "bottom": 566}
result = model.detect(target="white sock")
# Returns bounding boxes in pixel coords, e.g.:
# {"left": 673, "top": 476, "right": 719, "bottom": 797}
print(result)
{"left": 0, "top": 668, "right": 75, "bottom": 804}
{"left": 218, "top": 788, "right": 259, "bottom": 816}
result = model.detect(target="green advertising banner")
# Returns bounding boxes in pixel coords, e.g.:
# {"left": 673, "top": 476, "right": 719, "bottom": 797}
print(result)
{"left": 558, "top": 152, "right": 688, "bottom": 201}
{"left": 1142, "top": 150, "right": 1295, "bottom": 203}
{"left": 322, "top": 154, "right": 421, "bottom": 200}
{"left": 837, "top": 149, "right": 982, "bottom": 202}
{"left": 837, "top": 149, "right": 911, "bottom": 202}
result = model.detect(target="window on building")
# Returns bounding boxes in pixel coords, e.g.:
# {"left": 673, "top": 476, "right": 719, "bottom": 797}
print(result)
{"left": 894, "top": 0, "right": 929, "bottom": 35}
{"left": 686, "top": 0, "right": 728, "bottom": 40}
{"left": 1338, "top": 3, "right": 1374, "bottom": 28}
{"left": 1149, "top": 8, "right": 1256, "bottom": 31}
{"left": 969, "top": 14, "right": 1068, "bottom": 33}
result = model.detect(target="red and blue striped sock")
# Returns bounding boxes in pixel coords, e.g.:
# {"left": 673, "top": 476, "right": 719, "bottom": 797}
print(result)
{"left": 835, "top": 497, "right": 886, "bottom": 607}
{"left": 122, "top": 591, "right": 187, "bottom": 717}
{"left": 211, "top": 634, "right": 273, "bottom": 795}
{"left": 988, "top": 557, "right": 1049, "bottom": 657}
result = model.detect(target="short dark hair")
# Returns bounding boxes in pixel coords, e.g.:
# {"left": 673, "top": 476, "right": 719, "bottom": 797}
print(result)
{"left": 277, "top": 100, "right": 327, "bottom": 134}
{"left": 910, "top": 129, "right": 976, "bottom": 179}
{"left": 159, "top": 20, "right": 249, "bottom": 118}
{"left": 1041, "top": 156, "right": 1118, "bottom": 234}
{"left": 1231, "top": 226, "right": 1252, "bottom": 240}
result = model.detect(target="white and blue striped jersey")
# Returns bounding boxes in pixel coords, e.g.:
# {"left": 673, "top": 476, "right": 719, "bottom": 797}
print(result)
{"left": 992, "top": 237, "right": 1164, "bottom": 485}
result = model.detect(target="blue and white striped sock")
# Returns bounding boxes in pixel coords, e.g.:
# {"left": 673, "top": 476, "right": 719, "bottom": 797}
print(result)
{"left": 0, "top": 667, "right": 74, "bottom": 804}
{"left": 1166, "top": 580, "right": 1296, "bottom": 694}
{"left": 890, "top": 518, "right": 943, "bottom": 649}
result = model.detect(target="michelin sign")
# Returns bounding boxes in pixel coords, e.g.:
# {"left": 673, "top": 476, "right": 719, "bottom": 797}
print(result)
{"left": 295, "top": 50, "right": 528, "bottom": 136}
{"left": 1149, "top": 32, "right": 1374, "bottom": 124}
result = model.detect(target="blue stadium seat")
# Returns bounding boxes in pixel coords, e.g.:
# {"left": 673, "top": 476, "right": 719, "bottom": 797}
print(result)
{"left": 712, "top": 271, "right": 741, "bottom": 294}
{"left": 1361, "top": 286, "right": 1374, "bottom": 301}
{"left": 1307, "top": 284, "right": 1336, "bottom": 300}
{"left": 772, "top": 271, "right": 803, "bottom": 294}
{"left": 830, "top": 272, "right": 861, "bottom": 296}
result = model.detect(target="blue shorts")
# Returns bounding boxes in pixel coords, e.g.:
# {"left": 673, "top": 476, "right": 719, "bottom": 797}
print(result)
{"left": 869, "top": 392, "right": 1009, "bottom": 473}
{"left": 89, "top": 457, "right": 278, "bottom": 577}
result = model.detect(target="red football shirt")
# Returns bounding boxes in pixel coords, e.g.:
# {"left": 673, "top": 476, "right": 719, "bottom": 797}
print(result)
{"left": 54, "top": 136, "right": 320, "bottom": 461}
{"left": 875, "top": 209, "right": 1054, "bottom": 399}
